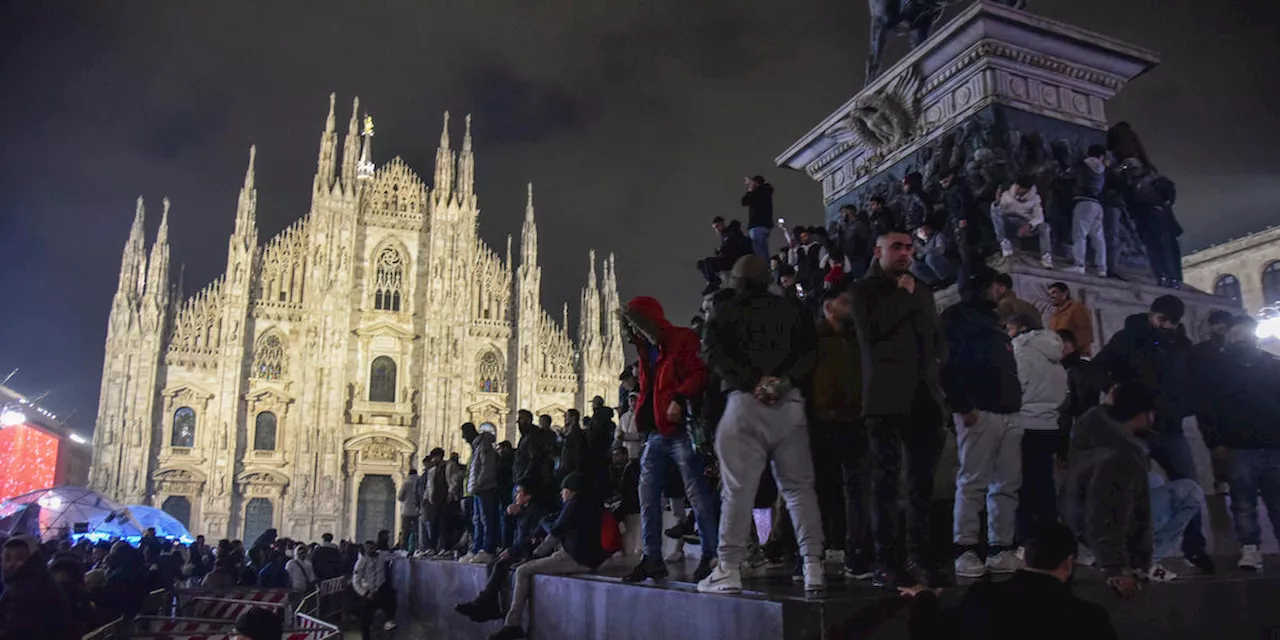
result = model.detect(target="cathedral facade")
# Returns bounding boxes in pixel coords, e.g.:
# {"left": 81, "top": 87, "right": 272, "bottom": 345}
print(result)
{"left": 89, "top": 95, "right": 625, "bottom": 543}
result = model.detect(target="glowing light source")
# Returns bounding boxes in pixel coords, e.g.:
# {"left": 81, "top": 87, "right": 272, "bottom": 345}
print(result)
{"left": 69, "top": 433, "right": 88, "bottom": 445}
{"left": 0, "top": 409, "right": 27, "bottom": 427}
{"left": 0, "top": 424, "right": 59, "bottom": 502}
{"left": 1257, "top": 315, "right": 1280, "bottom": 341}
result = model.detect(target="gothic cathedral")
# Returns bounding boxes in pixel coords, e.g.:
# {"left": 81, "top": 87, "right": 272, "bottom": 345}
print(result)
{"left": 90, "top": 95, "right": 625, "bottom": 543}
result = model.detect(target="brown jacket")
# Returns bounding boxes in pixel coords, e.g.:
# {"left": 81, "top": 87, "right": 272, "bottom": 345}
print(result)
{"left": 1049, "top": 299, "right": 1095, "bottom": 355}
{"left": 997, "top": 292, "right": 1043, "bottom": 330}
{"left": 809, "top": 318, "right": 863, "bottom": 422}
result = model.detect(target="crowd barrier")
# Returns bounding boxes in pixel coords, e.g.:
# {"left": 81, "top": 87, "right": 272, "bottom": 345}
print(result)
{"left": 174, "top": 587, "right": 292, "bottom": 620}
{"left": 81, "top": 617, "right": 124, "bottom": 640}
{"left": 77, "top": 583, "right": 346, "bottom": 639}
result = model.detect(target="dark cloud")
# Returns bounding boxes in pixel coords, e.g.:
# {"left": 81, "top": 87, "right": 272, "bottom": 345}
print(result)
{"left": 0, "top": 0, "right": 1278, "bottom": 428}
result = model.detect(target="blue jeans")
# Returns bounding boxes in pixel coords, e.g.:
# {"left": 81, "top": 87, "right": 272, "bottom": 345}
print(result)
{"left": 1146, "top": 430, "right": 1206, "bottom": 556}
{"left": 749, "top": 226, "right": 771, "bottom": 259}
{"left": 639, "top": 431, "right": 719, "bottom": 559}
{"left": 1228, "top": 449, "right": 1280, "bottom": 546}
{"left": 910, "top": 253, "right": 957, "bottom": 285}
{"left": 1150, "top": 478, "right": 1203, "bottom": 562}
{"left": 471, "top": 489, "right": 500, "bottom": 554}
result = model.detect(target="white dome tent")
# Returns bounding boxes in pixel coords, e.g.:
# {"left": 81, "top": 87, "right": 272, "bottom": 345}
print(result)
{"left": 124, "top": 504, "right": 193, "bottom": 543}
{"left": 0, "top": 486, "right": 143, "bottom": 541}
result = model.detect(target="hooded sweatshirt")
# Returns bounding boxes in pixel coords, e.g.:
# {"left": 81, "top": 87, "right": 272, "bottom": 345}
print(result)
{"left": 1063, "top": 406, "right": 1152, "bottom": 576}
{"left": 997, "top": 185, "right": 1046, "bottom": 227}
{"left": 625, "top": 296, "right": 707, "bottom": 437}
{"left": 940, "top": 274, "right": 1021, "bottom": 416}
{"left": 1011, "top": 329, "right": 1068, "bottom": 431}
{"left": 1073, "top": 156, "right": 1107, "bottom": 202}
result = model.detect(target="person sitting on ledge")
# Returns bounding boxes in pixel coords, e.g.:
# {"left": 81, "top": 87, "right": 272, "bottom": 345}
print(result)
{"left": 455, "top": 483, "right": 549, "bottom": 624}
{"left": 991, "top": 177, "right": 1053, "bottom": 268}
{"left": 1064, "top": 382, "right": 1202, "bottom": 588}
{"left": 487, "top": 472, "right": 605, "bottom": 640}
{"left": 909, "top": 223, "right": 959, "bottom": 288}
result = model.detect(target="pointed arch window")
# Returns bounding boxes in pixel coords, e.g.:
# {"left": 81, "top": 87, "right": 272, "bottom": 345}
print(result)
{"left": 370, "top": 356, "right": 397, "bottom": 402}
{"left": 253, "top": 334, "right": 286, "bottom": 380}
{"left": 172, "top": 407, "right": 196, "bottom": 448}
{"left": 373, "top": 248, "right": 405, "bottom": 311}
{"left": 254, "top": 412, "right": 277, "bottom": 451}
{"left": 477, "top": 351, "right": 504, "bottom": 393}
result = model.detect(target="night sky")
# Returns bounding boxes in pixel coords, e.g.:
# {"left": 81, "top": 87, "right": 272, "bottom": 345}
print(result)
{"left": 2, "top": 1, "right": 1278, "bottom": 431}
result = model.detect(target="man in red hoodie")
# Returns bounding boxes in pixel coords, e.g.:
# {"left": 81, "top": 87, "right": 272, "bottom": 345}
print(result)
{"left": 618, "top": 296, "right": 720, "bottom": 583}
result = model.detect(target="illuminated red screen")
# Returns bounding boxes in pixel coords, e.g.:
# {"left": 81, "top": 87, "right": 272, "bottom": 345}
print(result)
{"left": 0, "top": 424, "right": 60, "bottom": 502}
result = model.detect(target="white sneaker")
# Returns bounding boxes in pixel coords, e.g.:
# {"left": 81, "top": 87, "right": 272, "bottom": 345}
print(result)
{"left": 1040, "top": 253, "right": 1054, "bottom": 268}
{"left": 458, "top": 552, "right": 476, "bottom": 563}
{"left": 1240, "top": 544, "right": 1263, "bottom": 571}
{"left": 1141, "top": 563, "right": 1178, "bottom": 582}
{"left": 803, "top": 558, "right": 826, "bottom": 592}
{"left": 382, "top": 620, "right": 398, "bottom": 631}
{"left": 697, "top": 564, "right": 743, "bottom": 594}
{"left": 954, "top": 550, "right": 987, "bottom": 578}
{"left": 1076, "top": 545, "right": 1096, "bottom": 566}
{"left": 1000, "top": 240, "right": 1014, "bottom": 258}
{"left": 1062, "top": 265, "right": 1086, "bottom": 275}
{"left": 665, "top": 548, "right": 686, "bottom": 563}
{"left": 986, "top": 550, "right": 1021, "bottom": 574}
{"left": 1095, "top": 268, "right": 1108, "bottom": 278}
{"left": 469, "top": 551, "right": 493, "bottom": 564}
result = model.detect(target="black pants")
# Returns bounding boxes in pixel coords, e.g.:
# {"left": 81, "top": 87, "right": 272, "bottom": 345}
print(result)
{"left": 399, "top": 515, "right": 419, "bottom": 548}
{"left": 1016, "top": 430, "right": 1059, "bottom": 544}
{"left": 1138, "top": 212, "right": 1182, "bottom": 283}
{"left": 423, "top": 504, "right": 447, "bottom": 551}
{"left": 810, "top": 420, "right": 874, "bottom": 565}
{"left": 866, "top": 397, "right": 944, "bottom": 567}
{"left": 358, "top": 583, "right": 397, "bottom": 640}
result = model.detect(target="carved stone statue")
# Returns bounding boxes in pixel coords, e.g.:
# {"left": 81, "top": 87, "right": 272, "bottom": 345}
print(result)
{"left": 865, "top": 0, "right": 1027, "bottom": 84}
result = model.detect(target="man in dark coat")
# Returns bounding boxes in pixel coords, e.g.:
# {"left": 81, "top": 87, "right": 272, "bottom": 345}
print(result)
{"left": 742, "top": 175, "right": 775, "bottom": 258}
{"left": 1094, "top": 294, "right": 1212, "bottom": 573}
{"left": 830, "top": 204, "right": 874, "bottom": 280}
{"left": 698, "top": 218, "right": 754, "bottom": 295}
{"left": 513, "top": 410, "right": 557, "bottom": 508}
{"left": 0, "top": 537, "right": 72, "bottom": 640}
{"left": 1055, "top": 329, "right": 1110, "bottom": 459}
{"left": 847, "top": 228, "right": 947, "bottom": 587}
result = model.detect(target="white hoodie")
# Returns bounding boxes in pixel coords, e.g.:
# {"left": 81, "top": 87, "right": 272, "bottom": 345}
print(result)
{"left": 997, "top": 185, "right": 1046, "bottom": 227}
{"left": 1011, "top": 329, "right": 1067, "bottom": 431}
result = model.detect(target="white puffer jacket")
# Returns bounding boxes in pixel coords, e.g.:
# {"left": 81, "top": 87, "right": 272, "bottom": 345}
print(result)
{"left": 997, "top": 185, "right": 1046, "bottom": 227}
{"left": 1011, "top": 329, "right": 1067, "bottom": 431}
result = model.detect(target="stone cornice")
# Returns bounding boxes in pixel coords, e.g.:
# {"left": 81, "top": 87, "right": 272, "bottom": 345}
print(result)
{"left": 1182, "top": 226, "right": 1280, "bottom": 268}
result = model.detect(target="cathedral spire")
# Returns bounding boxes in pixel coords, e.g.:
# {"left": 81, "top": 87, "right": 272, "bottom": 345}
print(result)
{"left": 520, "top": 183, "right": 538, "bottom": 271}
{"left": 233, "top": 145, "right": 258, "bottom": 247}
{"left": 579, "top": 249, "right": 601, "bottom": 351}
{"left": 116, "top": 196, "right": 148, "bottom": 302}
{"left": 455, "top": 114, "right": 475, "bottom": 205}
{"left": 433, "top": 112, "right": 454, "bottom": 205}
{"left": 357, "top": 113, "right": 375, "bottom": 180}
{"left": 144, "top": 198, "right": 171, "bottom": 308}
{"left": 314, "top": 93, "right": 338, "bottom": 193}
{"left": 340, "top": 96, "right": 361, "bottom": 187}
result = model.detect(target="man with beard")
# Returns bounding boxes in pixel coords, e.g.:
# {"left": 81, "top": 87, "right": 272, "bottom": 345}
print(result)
{"left": 1094, "top": 294, "right": 1213, "bottom": 574}
{"left": 0, "top": 537, "right": 71, "bottom": 640}
{"left": 848, "top": 229, "right": 947, "bottom": 588}
{"left": 619, "top": 296, "right": 719, "bottom": 584}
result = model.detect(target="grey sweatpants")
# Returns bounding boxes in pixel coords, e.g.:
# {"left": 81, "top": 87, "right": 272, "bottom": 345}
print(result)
{"left": 715, "top": 389, "right": 824, "bottom": 568}
{"left": 1070, "top": 200, "right": 1106, "bottom": 271}
{"left": 504, "top": 547, "right": 590, "bottom": 627}
{"left": 952, "top": 411, "right": 1023, "bottom": 547}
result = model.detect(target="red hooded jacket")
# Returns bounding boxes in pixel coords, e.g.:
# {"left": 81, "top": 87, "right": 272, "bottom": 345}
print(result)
{"left": 626, "top": 296, "right": 707, "bottom": 437}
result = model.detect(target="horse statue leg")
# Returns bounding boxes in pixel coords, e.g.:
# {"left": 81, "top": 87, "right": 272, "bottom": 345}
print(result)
{"left": 865, "top": 0, "right": 892, "bottom": 84}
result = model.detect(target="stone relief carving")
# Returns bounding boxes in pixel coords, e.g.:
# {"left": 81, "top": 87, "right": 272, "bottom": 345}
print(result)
{"left": 364, "top": 439, "right": 397, "bottom": 462}
{"left": 834, "top": 67, "right": 923, "bottom": 152}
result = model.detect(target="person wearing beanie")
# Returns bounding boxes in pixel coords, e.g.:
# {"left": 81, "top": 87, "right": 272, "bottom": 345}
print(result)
{"left": 699, "top": 254, "right": 825, "bottom": 594}
{"left": 618, "top": 295, "right": 719, "bottom": 585}
{"left": 1094, "top": 293, "right": 1212, "bottom": 574}
{"left": 486, "top": 472, "right": 603, "bottom": 640}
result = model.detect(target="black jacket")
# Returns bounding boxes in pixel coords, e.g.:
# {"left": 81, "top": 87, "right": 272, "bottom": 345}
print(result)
{"left": 608, "top": 459, "right": 641, "bottom": 517}
{"left": 509, "top": 503, "right": 549, "bottom": 560}
{"left": 741, "top": 183, "right": 774, "bottom": 230}
{"left": 829, "top": 215, "right": 873, "bottom": 278}
{"left": 547, "top": 497, "right": 605, "bottom": 569}
{"left": 1201, "top": 345, "right": 1280, "bottom": 449}
{"left": 1094, "top": 313, "right": 1192, "bottom": 432}
{"left": 558, "top": 424, "right": 586, "bottom": 482}
{"left": 1063, "top": 406, "right": 1152, "bottom": 576}
{"left": 848, "top": 262, "right": 946, "bottom": 417}
{"left": 0, "top": 557, "right": 72, "bottom": 640}
{"left": 909, "top": 570, "right": 1116, "bottom": 640}
{"left": 514, "top": 425, "right": 557, "bottom": 498}
{"left": 1058, "top": 353, "right": 1110, "bottom": 424}
{"left": 310, "top": 545, "right": 344, "bottom": 581}
{"left": 718, "top": 221, "right": 754, "bottom": 262}
{"left": 939, "top": 288, "right": 1021, "bottom": 415}
{"left": 702, "top": 288, "right": 817, "bottom": 394}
